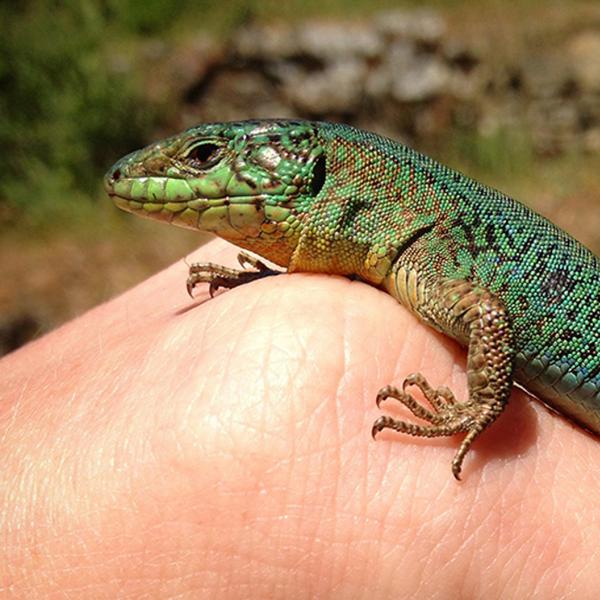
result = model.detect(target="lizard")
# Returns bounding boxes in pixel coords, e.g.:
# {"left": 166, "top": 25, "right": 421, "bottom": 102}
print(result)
{"left": 104, "top": 119, "right": 600, "bottom": 479}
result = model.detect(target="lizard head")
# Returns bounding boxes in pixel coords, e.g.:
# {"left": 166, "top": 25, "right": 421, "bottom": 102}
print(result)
{"left": 104, "top": 119, "right": 326, "bottom": 266}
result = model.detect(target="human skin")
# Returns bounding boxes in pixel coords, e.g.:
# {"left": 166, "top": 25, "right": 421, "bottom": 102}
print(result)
{"left": 2, "top": 239, "right": 600, "bottom": 598}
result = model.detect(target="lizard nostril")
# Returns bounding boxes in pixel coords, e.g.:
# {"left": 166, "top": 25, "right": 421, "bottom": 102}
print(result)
{"left": 112, "top": 168, "right": 122, "bottom": 181}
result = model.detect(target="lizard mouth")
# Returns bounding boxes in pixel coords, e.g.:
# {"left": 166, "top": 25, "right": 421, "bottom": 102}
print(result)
{"left": 105, "top": 175, "right": 282, "bottom": 235}
{"left": 106, "top": 176, "right": 258, "bottom": 207}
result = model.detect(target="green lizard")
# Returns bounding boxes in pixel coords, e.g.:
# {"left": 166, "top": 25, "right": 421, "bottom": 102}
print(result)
{"left": 104, "top": 119, "right": 600, "bottom": 479}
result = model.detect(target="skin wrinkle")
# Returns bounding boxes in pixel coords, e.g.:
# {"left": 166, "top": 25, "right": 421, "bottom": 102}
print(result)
{"left": 202, "top": 310, "right": 254, "bottom": 448}
{"left": 218, "top": 282, "right": 330, "bottom": 576}
{"left": 262, "top": 289, "right": 306, "bottom": 456}
{"left": 126, "top": 328, "right": 244, "bottom": 572}
{"left": 284, "top": 280, "right": 341, "bottom": 412}
{"left": 470, "top": 513, "right": 523, "bottom": 596}
{"left": 308, "top": 293, "right": 348, "bottom": 589}
{"left": 440, "top": 498, "right": 487, "bottom": 582}
{"left": 323, "top": 280, "right": 348, "bottom": 517}
{"left": 0, "top": 372, "right": 27, "bottom": 445}
{"left": 318, "top": 464, "right": 342, "bottom": 591}
{"left": 426, "top": 504, "right": 469, "bottom": 578}
{"left": 339, "top": 279, "right": 373, "bottom": 423}
{"left": 475, "top": 487, "right": 526, "bottom": 585}
{"left": 263, "top": 285, "right": 302, "bottom": 450}
{"left": 190, "top": 288, "right": 240, "bottom": 396}
{"left": 271, "top": 281, "right": 340, "bottom": 595}
{"left": 540, "top": 533, "right": 577, "bottom": 593}
{"left": 507, "top": 490, "right": 565, "bottom": 585}
{"left": 568, "top": 558, "right": 596, "bottom": 600}
{"left": 515, "top": 537, "right": 544, "bottom": 595}
{"left": 250, "top": 333, "right": 304, "bottom": 499}
{"left": 291, "top": 411, "right": 324, "bottom": 591}
{"left": 249, "top": 291, "right": 277, "bottom": 435}
{"left": 337, "top": 286, "right": 383, "bottom": 580}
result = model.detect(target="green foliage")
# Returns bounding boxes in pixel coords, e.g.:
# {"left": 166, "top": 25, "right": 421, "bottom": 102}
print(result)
{"left": 0, "top": 0, "right": 157, "bottom": 225}
{"left": 103, "top": 0, "right": 192, "bottom": 34}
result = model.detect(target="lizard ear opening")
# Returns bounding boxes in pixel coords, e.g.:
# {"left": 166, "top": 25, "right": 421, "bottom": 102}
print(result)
{"left": 310, "top": 154, "right": 326, "bottom": 196}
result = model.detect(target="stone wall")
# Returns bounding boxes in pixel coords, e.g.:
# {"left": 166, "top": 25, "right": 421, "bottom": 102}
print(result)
{"left": 142, "top": 9, "right": 600, "bottom": 155}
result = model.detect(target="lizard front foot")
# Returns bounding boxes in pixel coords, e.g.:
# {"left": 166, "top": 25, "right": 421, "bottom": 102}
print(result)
{"left": 372, "top": 373, "right": 493, "bottom": 480}
{"left": 187, "top": 252, "right": 282, "bottom": 297}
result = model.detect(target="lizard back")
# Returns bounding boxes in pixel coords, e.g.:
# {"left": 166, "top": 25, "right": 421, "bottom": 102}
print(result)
{"left": 315, "top": 122, "right": 600, "bottom": 432}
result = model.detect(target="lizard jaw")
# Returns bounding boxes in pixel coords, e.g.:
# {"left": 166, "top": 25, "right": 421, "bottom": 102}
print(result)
{"left": 105, "top": 174, "right": 302, "bottom": 244}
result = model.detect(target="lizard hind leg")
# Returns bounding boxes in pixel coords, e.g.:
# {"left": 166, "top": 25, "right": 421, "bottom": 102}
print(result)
{"left": 374, "top": 277, "right": 516, "bottom": 480}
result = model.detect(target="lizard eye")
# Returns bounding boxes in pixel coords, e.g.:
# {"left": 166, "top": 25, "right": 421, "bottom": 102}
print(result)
{"left": 185, "top": 142, "right": 222, "bottom": 169}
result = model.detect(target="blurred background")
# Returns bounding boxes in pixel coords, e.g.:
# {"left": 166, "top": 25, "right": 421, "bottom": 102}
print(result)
{"left": 2, "top": 0, "right": 600, "bottom": 355}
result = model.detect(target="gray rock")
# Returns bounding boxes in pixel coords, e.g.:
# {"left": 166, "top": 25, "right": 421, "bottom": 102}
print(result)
{"left": 145, "top": 8, "right": 598, "bottom": 156}
{"left": 368, "top": 42, "right": 451, "bottom": 102}
{"left": 282, "top": 58, "right": 368, "bottom": 114}
{"left": 189, "top": 70, "right": 292, "bottom": 124}
{"left": 527, "top": 98, "right": 580, "bottom": 152}
{"left": 232, "top": 24, "right": 298, "bottom": 60}
{"left": 392, "top": 58, "right": 450, "bottom": 102}
{"left": 583, "top": 128, "right": 600, "bottom": 152}
{"left": 139, "top": 36, "right": 222, "bottom": 104}
{"left": 375, "top": 8, "right": 446, "bottom": 43}
{"left": 295, "top": 21, "right": 383, "bottom": 59}
{"left": 233, "top": 20, "right": 384, "bottom": 62}
{"left": 567, "top": 31, "right": 600, "bottom": 93}
{"left": 521, "top": 55, "right": 574, "bottom": 99}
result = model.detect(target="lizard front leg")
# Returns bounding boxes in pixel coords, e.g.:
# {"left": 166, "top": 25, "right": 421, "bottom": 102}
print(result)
{"left": 373, "top": 277, "right": 516, "bottom": 479}
{"left": 187, "top": 252, "right": 282, "bottom": 297}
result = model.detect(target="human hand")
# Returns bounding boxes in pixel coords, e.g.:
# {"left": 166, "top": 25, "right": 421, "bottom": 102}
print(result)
{"left": 2, "top": 239, "right": 599, "bottom": 597}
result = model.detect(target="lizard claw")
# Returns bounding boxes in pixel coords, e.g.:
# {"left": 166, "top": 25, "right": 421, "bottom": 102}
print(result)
{"left": 186, "top": 279, "right": 195, "bottom": 298}
{"left": 375, "top": 385, "right": 392, "bottom": 409}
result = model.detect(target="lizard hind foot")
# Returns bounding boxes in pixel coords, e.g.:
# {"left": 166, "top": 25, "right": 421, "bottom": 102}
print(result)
{"left": 375, "top": 373, "right": 457, "bottom": 417}
{"left": 372, "top": 372, "right": 490, "bottom": 480}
